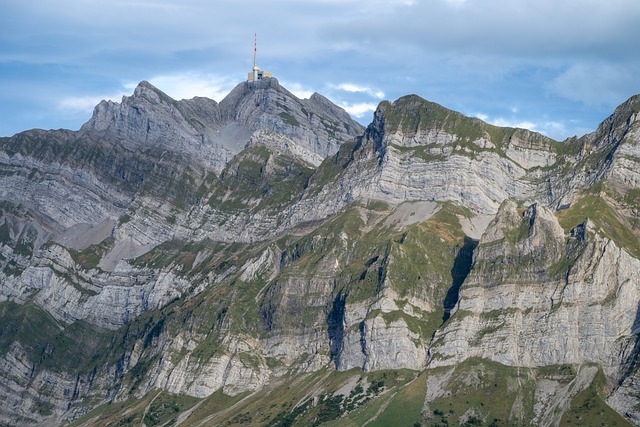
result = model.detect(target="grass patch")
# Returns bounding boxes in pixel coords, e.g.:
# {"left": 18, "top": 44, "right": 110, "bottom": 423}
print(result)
{"left": 556, "top": 195, "right": 640, "bottom": 258}
{"left": 424, "top": 358, "right": 537, "bottom": 426}
{"left": 143, "top": 392, "right": 201, "bottom": 426}
{"left": 67, "top": 393, "right": 156, "bottom": 427}
{"left": 279, "top": 111, "right": 301, "bottom": 127}
{"left": 208, "top": 144, "right": 313, "bottom": 214}
{"left": 0, "top": 301, "right": 113, "bottom": 374}
{"left": 363, "top": 372, "right": 427, "bottom": 427}
{"left": 560, "top": 369, "right": 632, "bottom": 426}
{"left": 68, "top": 237, "right": 115, "bottom": 270}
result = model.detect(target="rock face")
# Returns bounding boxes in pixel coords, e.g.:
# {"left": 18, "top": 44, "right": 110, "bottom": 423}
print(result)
{"left": 283, "top": 94, "right": 562, "bottom": 224}
{"left": 430, "top": 200, "right": 640, "bottom": 373}
{"left": 82, "top": 78, "right": 362, "bottom": 172}
{"left": 1, "top": 80, "right": 640, "bottom": 426}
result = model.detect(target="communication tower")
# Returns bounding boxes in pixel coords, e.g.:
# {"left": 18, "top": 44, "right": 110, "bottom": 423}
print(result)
{"left": 248, "top": 33, "right": 272, "bottom": 82}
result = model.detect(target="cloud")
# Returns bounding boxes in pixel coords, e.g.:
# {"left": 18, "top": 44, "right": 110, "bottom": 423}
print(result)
{"left": 338, "top": 102, "right": 378, "bottom": 118}
{"left": 60, "top": 95, "right": 117, "bottom": 114}
{"left": 471, "top": 112, "right": 532, "bottom": 130}
{"left": 281, "top": 81, "right": 315, "bottom": 99}
{"left": 59, "top": 73, "right": 238, "bottom": 117}
{"left": 472, "top": 113, "right": 576, "bottom": 141}
{"left": 489, "top": 118, "right": 538, "bottom": 132}
{"left": 145, "top": 73, "right": 238, "bottom": 101}
{"left": 334, "top": 0, "right": 640, "bottom": 60}
{"left": 332, "top": 83, "right": 385, "bottom": 99}
{"left": 549, "top": 62, "right": 640, "bottom": 106}
{"left": 536, "top": 121, "right": 570, "bottom": 139}
{"left": 59, "top": 88, "right": 133, "bottom": 116}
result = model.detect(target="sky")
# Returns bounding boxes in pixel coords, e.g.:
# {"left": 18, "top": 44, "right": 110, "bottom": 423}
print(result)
{"left": 1, "top": 0, "right": 639, "bottom": 141}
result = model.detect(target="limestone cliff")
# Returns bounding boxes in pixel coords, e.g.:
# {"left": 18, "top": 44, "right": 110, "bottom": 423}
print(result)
{"left": 0, "top": 82, "right": 639, "bottom": 426}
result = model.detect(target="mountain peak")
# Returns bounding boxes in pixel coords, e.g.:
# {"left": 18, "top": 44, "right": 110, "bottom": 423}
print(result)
{"left": 588, "top": 93, "right": 640, "bottom": 150}
{"left": 217, "top": 78, "right": 364, "bottom": 165}
{"left": 371, "top": 93, "right": 555, "bottom": 151}
{"left": 610, "top": 93, "right": 640, "bottom": 127}
{"left": 131, "top": 80, "right": 177, "bottom": 106}
{"left": 134, "top": 79, "right": 157, "bottom": 92}
{"left": 374, "top": 94, "right": 475, "bottom": 136}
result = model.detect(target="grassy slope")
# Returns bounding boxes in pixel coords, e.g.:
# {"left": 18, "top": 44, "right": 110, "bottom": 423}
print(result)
{"left": 556, "top": 193, "right": 640, "bottom": 259}
{"left": 67, "top": 361, "right": 632, "bottom": 427}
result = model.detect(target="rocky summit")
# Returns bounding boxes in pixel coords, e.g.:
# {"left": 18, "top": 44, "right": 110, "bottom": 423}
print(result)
{"left": 0, "top": 78, "right": 639, "bottom": 426}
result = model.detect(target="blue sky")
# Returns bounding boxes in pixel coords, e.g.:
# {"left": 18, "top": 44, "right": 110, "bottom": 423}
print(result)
{"left": 1, "top": 0, "right": 639, "bottom": 141}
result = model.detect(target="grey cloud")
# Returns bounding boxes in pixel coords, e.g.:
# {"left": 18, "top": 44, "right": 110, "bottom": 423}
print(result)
{"left": 324, "top": 0, "right": 640, "bottom": 60}
{"left": 550, "top": 62, "right": 640, "bottom": 106}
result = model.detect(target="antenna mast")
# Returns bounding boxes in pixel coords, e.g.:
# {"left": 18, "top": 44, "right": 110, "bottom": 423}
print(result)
{"left": 253, "top": 33, "right": 258, "bottom": 71}
{"left": 248, "top": 33, "right": 271, "bottom": 81}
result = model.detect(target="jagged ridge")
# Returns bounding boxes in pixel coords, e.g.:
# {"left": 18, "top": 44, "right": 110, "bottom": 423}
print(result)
{"left": 0, "top": 81, "right": 640, "bottom": 426}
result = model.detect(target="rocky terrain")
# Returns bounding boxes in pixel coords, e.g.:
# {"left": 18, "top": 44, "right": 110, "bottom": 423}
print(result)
{"left": 0, "top": 77, "right": 639, "bottom": 426}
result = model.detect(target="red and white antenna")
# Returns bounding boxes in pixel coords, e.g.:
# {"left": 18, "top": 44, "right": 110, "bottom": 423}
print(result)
{"left": 253, "top": 33, "right": 258, "bottom": 71}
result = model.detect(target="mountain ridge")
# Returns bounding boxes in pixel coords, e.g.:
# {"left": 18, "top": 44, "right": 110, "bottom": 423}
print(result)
{"left": 1, "top": 80, "right": 640, "bottom": 426}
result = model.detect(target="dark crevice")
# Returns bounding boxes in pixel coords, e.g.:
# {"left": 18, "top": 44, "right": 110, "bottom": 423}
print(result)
{"left": 618, "top": 303, "right": 640, "bottom": 386}
{"left": 442, "top": 236, "right": 478, "bottom": 323}
{"left": 327, "top": 290, "right": 348, "bottom": 369}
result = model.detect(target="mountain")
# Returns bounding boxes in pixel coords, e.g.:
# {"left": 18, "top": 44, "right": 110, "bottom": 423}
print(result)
{"left": 0, "top": 78, "right": 639, "bottom": 426}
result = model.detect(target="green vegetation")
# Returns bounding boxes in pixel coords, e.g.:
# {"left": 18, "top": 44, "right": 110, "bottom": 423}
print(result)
{"left": 556, "top": 195, "right": 640, "bottom": 258}
{"left": 359, "top": 372, "right": 427, "bottom": 427}
{"left": 560, "top": 369, "right": 631, "bottom": 426}
{"left": 306, "top": 139, "right": 360, "bottom": 196}
{"left": 259, "top": 200, "right": 476, "bottom": 357}
{"left": 142, "top": 392, "right": 200, "bottom": 426}
{"left": 67, "top": 392, "right": 158, "bottom": 427}
{"left": 0, "top": 301, "right": 113, "bottom": 374}
{"left": 503, "top": 213, "right": 532, "bottom": 245}
{"left": 366, "top": 199, "right": 390, "bottom": 212}
{"left": 68, "top": 237, "right": 115, "bottom": 270}
{"left": 279, "top": 111, "right": 301, "bottom": 127}
{"left": 62, "top": 359, "right": 634, "bottom": 427}
{"left": 379, "top": 95, "right": 557, "bottom": 161}
{"left": 117, "top": 213, "right": 131, "bottom": 225}
{"left": 422, "top": 358, "right": 536, "bottom": 426}
{"left": 208, "top": 143, "right": 314, "bottom": 214}
{"left": 389, "top": 143, "right": 447, "bottom": 162}
{"left": 624, "top": 188, "right": 640, "bottom": 212}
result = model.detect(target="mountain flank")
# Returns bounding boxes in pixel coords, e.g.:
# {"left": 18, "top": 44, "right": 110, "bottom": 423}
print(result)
{"left": 1, "top": 78, "right": 640, "bottom": 426}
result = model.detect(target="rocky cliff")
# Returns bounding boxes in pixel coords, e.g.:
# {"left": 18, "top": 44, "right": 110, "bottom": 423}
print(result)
{"left": 0, "top": 79, "right": 639, "bottom": 426}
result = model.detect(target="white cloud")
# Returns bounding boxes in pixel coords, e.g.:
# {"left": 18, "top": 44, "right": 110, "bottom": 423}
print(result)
{"left": 470, "top": 112, "right": 539, "bottom": 133}
{"left": 490, "top": 118, "right": 537, "bottom": 131}
{"left": 332, "top": 83, "right": 385, "bottom": 99}
{"left": 58, "top": 73, "right": 239, "bottom": 116}
{"left": 536, "top": 121, "right": 569, "bottom": 139}
{"left": 59, "top": 90, "right": 130, "bottom": 115}
{"left": 146, "top": 73, "right": 238, "bottom": 101}
{"left": 339, "top": 102, "right": 378, "bottom": 118}
{"left": 480, "top": 116, "right": 577, "bottom": 140}
{"left": 281, "top": 81, "right": 315, "bottom": 99}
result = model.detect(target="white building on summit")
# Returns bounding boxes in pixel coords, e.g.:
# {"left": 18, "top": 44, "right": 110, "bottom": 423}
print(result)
{"left": 248, "top": 33, "right": 272, "bottom": 82}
